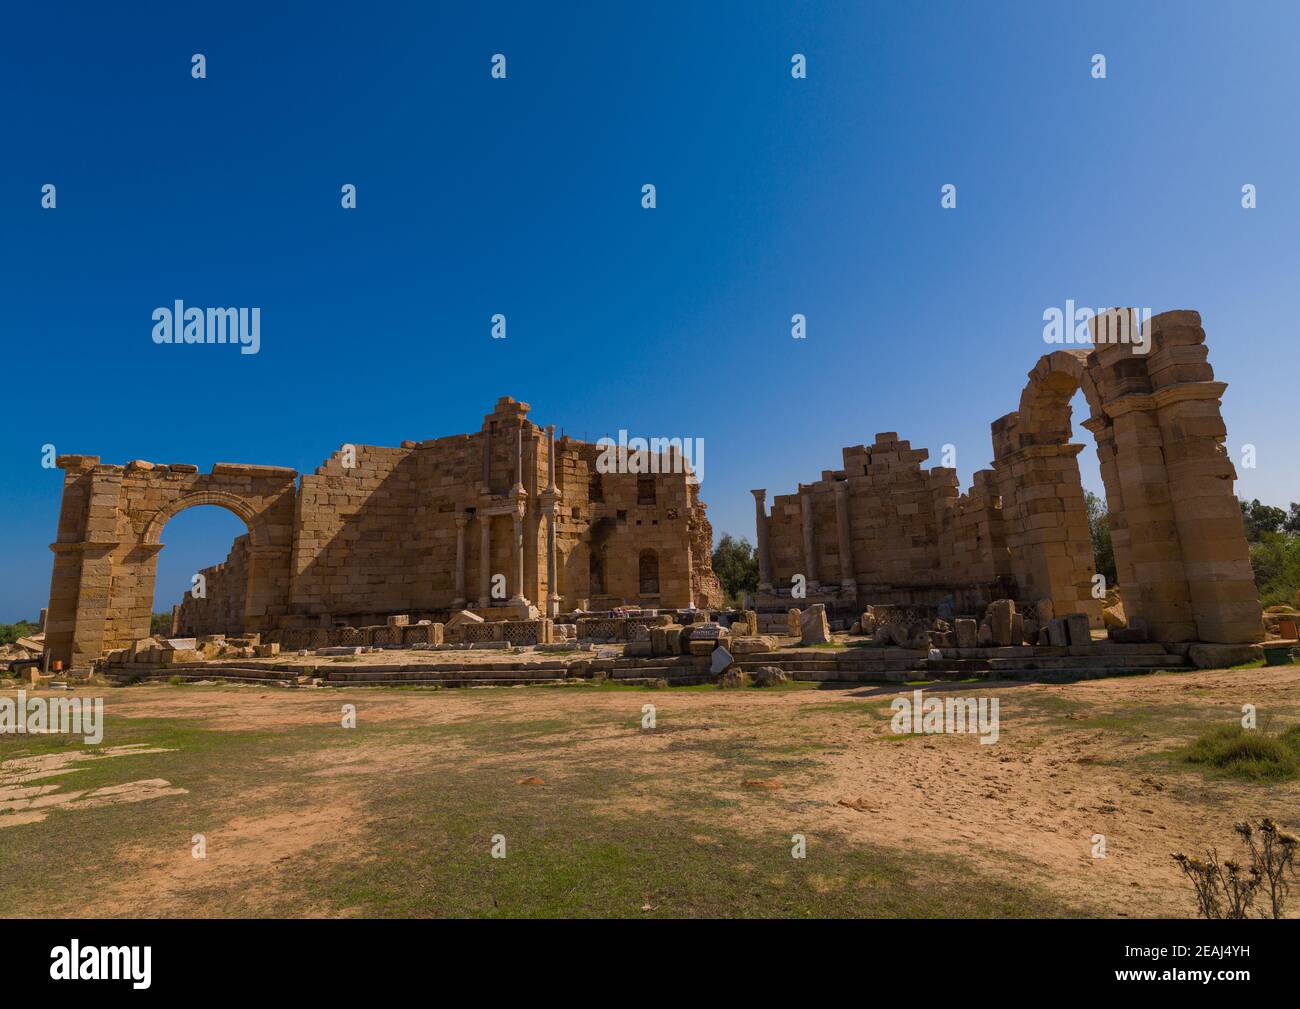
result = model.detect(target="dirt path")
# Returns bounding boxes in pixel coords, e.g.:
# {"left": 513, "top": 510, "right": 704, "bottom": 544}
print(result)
{"left": 5, "top": 666, "right": 1297, "bottom": 916}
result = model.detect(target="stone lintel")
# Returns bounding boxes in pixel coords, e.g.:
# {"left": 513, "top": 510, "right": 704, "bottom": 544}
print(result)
{"left": 211, "top": 462, "right": 297, "bottom": 478}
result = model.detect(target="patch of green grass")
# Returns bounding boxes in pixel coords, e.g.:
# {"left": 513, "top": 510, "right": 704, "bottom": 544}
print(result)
{"left": 1179, "top": 723, "right": 1300, "bottom": 781}
{"left": 0, "top": 683, "right": 1092, "bottom": 918}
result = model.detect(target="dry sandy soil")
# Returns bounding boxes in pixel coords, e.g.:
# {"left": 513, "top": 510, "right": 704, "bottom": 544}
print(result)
{"left": 3, "top": 664, "right": 1297, "bottom": 917}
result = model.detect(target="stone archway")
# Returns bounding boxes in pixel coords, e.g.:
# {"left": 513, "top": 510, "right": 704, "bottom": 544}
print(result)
{"left": 44, "top": 458, "right": 297, "bottom": 669}
{"left": 989, "top": 310, "right": 1261, "bottom": 644}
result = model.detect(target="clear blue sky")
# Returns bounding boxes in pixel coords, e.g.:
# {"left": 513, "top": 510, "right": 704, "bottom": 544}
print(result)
{"left": 3, "top": 0, "right": 1298, "bottom": 622}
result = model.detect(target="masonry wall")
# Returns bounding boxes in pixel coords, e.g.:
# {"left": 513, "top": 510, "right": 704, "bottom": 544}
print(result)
{"left": 765, "top": 433, "right": 1006, "bottom": 604}
{"left": 176, "top": 534, "right": 250, "bottom": 635}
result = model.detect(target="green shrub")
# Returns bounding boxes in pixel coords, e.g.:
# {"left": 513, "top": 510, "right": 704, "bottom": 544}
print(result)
{"left": 1182, "top": 724, "right": 1300, "bottom": 780}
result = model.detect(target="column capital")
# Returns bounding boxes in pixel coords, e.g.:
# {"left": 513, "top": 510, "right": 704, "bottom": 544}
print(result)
{"left": 454, "top": 511, "right": 470, "bottom": 529}
{"left": 750, "top": 488, "right": 766, "bottom": 502}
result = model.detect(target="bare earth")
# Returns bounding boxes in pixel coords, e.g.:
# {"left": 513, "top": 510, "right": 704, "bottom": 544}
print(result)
{"left": 3, "top": 664, "right": 1297, "bottom": 917}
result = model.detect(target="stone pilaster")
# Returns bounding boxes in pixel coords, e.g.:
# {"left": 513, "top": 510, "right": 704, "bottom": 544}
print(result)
{"left": 833, "top": 480, "right": 857, "bottom": 597}
{"left": 510, "top": 499, "right": 528, "bottom": 605}
{"left": 751, "top": 489, "right": 772, "bottom": 592}
{"left": 799, "top": 487, "right": 820, "bottom": 592}
{"left": 452, "top": 512, "right": 469, "bottom": 607}
{"left": 478, "top": 514, "right": 491, "bottom": 609}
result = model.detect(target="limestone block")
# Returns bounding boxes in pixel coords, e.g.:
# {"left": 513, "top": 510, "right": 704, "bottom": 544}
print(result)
{"left": 732, "top": 635, "right": 777, "bottom": 654}
{"left": 717, "top": 669, "right": 750, "bottom": 689}
{"left": 1188, "top": 643, "right": 1262, "bottom": 669}
{"left": 255, "top": 643, "right": 281, "bottom": 657}
{"left": 800, "top": 604, "right": 832, "bottom": 645}
{"left": 753, "top": 665, "right": 788, "bottom": 687}
{"left": 710, "top": 645, "right": 734, "bottom": 674}
{"left": 954, "top": 618, "right": 977, "bottom": 649}
{"left": 691, "top": 622, "right": 725, "bottom": 640}
{"left": 1047, "top": 619, "right": 1069, "bottom": 647}
{"left": 989, "top": 599, "right": 1015, "bottom": 647}
{"left": 787, "top": 608, "right": 802, "bottom": 636}
{"left": 1065, "top": 613, "right": 1091, "bottom": 646}
{"left": 977, "top": 623, "right": 993, "bottom": 647}
{"left": 624, "top": 640, "right": 653, "bottom": 658}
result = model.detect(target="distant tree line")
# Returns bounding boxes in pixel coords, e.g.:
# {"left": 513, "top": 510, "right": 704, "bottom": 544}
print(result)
{"left": 1087, "top": 494, "right": 1300, "bottom": 607}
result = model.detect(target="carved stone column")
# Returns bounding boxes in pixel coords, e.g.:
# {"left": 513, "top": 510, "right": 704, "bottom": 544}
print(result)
{"left": 751, "top": 489, "right": 772, "bottom": 593}
{"left": 800, "top": 487, "right": 820, "bottom": 592}
{"left": 452, "top": 512, "right": 469, "bottom": 607}
{"left": 546, "top": 424, "right": 557, "bottom": 495}
{"left": 510, "top": 500, "right": 527, "bottom": 604}
{"left": 833, "top": 480, "right": 856, "bottom": 598}
{"left": 543, "top": 502, "right": 559, "bottom": 617}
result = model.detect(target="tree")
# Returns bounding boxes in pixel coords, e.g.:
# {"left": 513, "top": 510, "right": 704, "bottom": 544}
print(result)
{"left": 1287, "top": 503, "right": 1300, "bottom": 536}
{"left": 1085, "top": 490, "right": 1117, "bottom": 588}
{"left": 712, "top": 534, "right": 758, "bottom": 604}
{"left": 1240, "top": 499, "right": 1288, "bottom": 543}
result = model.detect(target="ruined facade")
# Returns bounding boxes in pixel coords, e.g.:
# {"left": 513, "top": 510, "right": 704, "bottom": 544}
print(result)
{"left": 45, "top": 397, "right": 723, "bottom": 669}
{"left": 752, "top": 311, "right": 1264, "bottom": 644}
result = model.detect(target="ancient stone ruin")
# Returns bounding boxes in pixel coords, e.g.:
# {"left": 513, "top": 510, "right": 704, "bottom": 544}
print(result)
{"left": 750, "top": 311, "right": 1263, "bottom": 646}
{"left": 39, "top": 312, "right": 1268, "bottom": 679}
{"left": 43, "top": 396, "right": 722, "bottom": 669}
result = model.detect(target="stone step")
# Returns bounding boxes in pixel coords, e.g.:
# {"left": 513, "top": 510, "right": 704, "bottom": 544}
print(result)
{"left": 985, "top": 654, "right": 1185, "bottom": 671}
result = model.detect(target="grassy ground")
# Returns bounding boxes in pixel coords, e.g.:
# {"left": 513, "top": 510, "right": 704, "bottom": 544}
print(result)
{"left": 0, "top": 682, "right": 1076, "bottom": 918}
{"left": 3, "top": 665, "right": 1298, "bottom": 918}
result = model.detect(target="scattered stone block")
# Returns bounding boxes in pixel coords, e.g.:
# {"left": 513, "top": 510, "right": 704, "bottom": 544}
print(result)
{"left": 1188, "top": 643, "right": 1262, "bottom": 669}
{"left": 446, "top": 610, "right": 484, "bottom": 629}
{"left": 955, "top": 618, "right": 978, "bottom": 649}
{"left": 989, "top": 599, "right": 1015, "bottom": 647}
{"left": 799, "top": 604, "right": 832, "bottom": 645}
{"left": 1065, "top": 613, "right": 1091, "bottom": 646}
{"left": 753, "top": 665, "right": 788, "bottom": 687}
{"left": 710, "top": 645, "right": 734, "bottom": 674}
{"left": 787, "top": 608, "right": 802, "bottom": 636}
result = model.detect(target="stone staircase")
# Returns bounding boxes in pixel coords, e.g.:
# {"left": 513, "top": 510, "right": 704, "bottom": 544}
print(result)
{"left": 100, "top": 642, "right": 1189, "bottom": 689}
{"left": 732, "top": 642, "right": 1189, "bottom": 683}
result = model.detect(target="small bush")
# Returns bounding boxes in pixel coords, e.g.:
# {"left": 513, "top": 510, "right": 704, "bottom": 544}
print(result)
{"left": 1173, "top": 818, "right": 1298, "bottom": 919}
{"left": 1182, "top": 724, "right": 1300, "bottom": 780}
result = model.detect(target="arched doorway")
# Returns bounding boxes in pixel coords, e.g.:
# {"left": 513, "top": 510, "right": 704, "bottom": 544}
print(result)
{"left": 150, "top": 504, "right": 252, "bottom": 638}
{"left": 44, "top": 459, "right": 297, "bottom": 668}
{"left": 989, "top": 312, "right": 1261, "bottom": 644}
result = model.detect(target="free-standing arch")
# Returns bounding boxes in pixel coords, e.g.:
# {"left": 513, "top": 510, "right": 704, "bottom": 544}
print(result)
{"left": 44, "top": 458, "right": 297, "bottom": 669}
{"left": 989, "top": 310, "right": 1261, "bottom": 644}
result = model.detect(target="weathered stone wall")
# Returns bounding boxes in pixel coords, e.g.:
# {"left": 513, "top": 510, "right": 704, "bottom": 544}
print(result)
{"left": 753, "top": 310, "right": 1263, "bottom": 644}
{"left": 175, "top": 534, "right": 251, "bottom": 636}
{"left": 763, "top": 433, "right": 1006, "bottom": 606}
{"left": 45, "top": 396, "right": 723, "bottom": 667}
